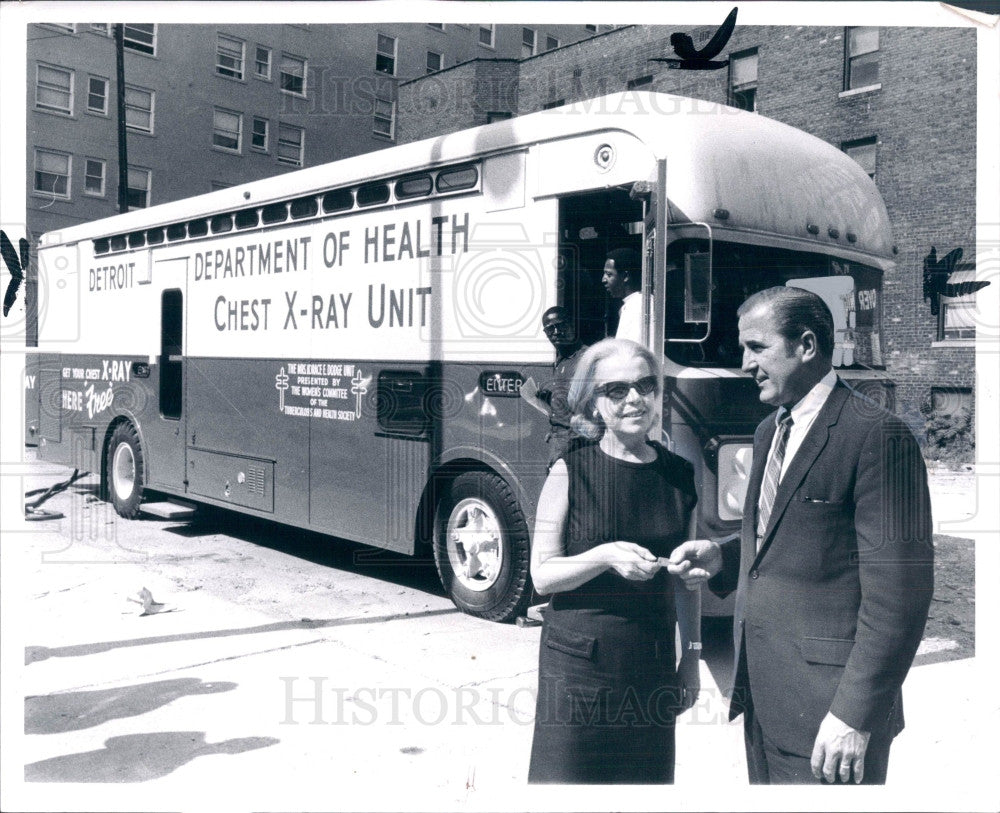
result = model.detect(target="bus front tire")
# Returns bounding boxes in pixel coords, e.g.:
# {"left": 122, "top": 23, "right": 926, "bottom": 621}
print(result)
{"left": 433, "top": 471, "right": 532, "bottom": 623}
{"left": 105, "top": 422, "right": 145, "bottom": 519}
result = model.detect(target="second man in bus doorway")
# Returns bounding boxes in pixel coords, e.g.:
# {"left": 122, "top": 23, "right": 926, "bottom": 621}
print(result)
{"left": 602, "top": 247, "right": 643, "bottom": 342}
{"left": 535, "top": 306, "right": 588, "bottom": 466}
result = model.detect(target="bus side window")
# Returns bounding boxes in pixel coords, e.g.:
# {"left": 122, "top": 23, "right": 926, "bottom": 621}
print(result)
{"left": 262, "top": 203, "right": 288, "bottom": 224}
{"left": 290, "top": 196, "right": 318, "bottom": 219}
{"left": 684, "top": 252, "right": 711, "bottom": 326}
{"left": 235, "top": 208, "right": 259, "bottom": 230}
{"left": 160, "top": 289, "right": 183, "bottom": 420}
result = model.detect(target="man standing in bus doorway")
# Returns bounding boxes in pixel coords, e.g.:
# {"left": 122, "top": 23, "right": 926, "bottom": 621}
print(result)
{"left": 534, "top": 306, "right": 588, "bottom": 467}
{"left": 667, "top": 286, "right": 933, "bottom": 785}
{"left": 602, "top": 248, "right": 644, "bottom": 342}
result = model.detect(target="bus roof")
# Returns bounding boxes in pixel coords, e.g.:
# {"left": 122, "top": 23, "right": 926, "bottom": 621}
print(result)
{"left": 41, "top": 91, "right": 894, "bottom": 266}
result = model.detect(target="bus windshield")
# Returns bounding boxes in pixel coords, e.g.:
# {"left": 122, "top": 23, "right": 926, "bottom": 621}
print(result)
{"left": 665, "top": 239, "right": 885, "bottom": 370}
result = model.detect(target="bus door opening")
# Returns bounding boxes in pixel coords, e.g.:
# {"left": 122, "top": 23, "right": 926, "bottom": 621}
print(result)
{"left": 557, "top": 188, "right": 643, "bottom": 346}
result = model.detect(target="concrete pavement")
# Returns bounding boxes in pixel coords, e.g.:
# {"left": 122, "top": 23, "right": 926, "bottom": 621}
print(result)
{"left": 2, "top": 462, "right": 997, "bottom": 812}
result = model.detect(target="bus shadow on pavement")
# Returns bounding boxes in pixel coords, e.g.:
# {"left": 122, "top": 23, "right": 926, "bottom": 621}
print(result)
{"left": 161, "top": 504, "right": 447, "bottom": 596}
{"left": 24, "top": 606, "right": 460, "bottom": 665}
{"left": 24, "top": 731, "right": 279, "bottom": 783}
{"left": 25, "top": 678, "right": 237, "bottom": 734}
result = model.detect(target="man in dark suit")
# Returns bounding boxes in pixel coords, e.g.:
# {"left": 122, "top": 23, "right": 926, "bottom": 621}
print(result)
{"left": 668, "top": 286, "right": 934, "bottom": 784}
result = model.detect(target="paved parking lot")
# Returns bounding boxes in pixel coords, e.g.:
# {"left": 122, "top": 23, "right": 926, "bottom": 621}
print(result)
{"left": 1, "top": 457, "right": 996, "bottom": 812}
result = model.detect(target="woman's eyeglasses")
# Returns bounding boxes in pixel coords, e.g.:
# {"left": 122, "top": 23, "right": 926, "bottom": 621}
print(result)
{"left": 595, "top": 375, "right": 659, "bottom": 402}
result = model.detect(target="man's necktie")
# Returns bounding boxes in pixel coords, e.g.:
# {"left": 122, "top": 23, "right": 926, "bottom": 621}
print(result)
{"left": 756, "top": 413, "right": 793, "bottom": 548}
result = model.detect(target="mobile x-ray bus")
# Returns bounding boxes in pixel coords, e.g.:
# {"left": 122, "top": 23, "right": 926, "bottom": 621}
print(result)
{"left": 27, "top": 92, "right": 895, "bottom": 621}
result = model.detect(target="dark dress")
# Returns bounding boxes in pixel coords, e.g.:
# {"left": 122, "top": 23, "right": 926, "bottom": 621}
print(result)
{"left": 527, "top": 440, "right": 697, "bottom": 784}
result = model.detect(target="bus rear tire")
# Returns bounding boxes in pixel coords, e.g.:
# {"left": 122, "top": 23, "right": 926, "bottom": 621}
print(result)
{"left": 433, "top": 471, "right": 532, "bottom": 623}
{"left": 105, "top": 422, "right": 145, "bottom": 519}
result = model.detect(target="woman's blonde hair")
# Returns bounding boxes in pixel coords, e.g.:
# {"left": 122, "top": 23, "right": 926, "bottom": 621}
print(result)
{"left": 567, "top": 338, "right": 662, "bottom": 440}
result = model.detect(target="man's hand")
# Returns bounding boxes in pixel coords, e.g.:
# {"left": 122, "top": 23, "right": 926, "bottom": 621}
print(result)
{"left": 810, "top": 712, "right": 871, "bottom": 783}
{"left": 662, "top": 539, "right": 722, "bottom": 591}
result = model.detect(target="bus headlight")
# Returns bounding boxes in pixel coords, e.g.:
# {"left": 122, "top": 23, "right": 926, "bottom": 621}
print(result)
{"left": 717, "top": 443, "right": 753, "bottom": 521}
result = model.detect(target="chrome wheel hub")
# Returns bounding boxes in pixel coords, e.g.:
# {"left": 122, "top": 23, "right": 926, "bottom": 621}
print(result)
{"left": 446, "top": 498, "right": 503, "bottom": 591}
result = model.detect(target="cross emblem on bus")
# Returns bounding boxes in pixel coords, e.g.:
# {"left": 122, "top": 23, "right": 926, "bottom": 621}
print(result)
{"left": 275, "top": 366, "right": 289, "bottom": 412}
{"left": 351, "top": 368, "right": 367, "bottom": 418}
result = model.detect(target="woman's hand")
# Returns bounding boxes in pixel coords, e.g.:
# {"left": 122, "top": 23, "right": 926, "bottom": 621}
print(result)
{"left": 601, "top": 542, "right": 661, "bottom": 581}
{"left": 677, "top": 651, "right": 701, "bottom": 711}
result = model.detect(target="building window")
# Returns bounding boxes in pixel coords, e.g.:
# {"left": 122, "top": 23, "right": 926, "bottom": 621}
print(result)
{"left": 212, "top": 109, "right": 242, "bottom": 152}
{"left": 36, "top": 64, "right": 74, "bottom": 115}
{"left": 84, "top": 158, "right": 106, "bottom": 197}
{"left": 478, "top": 24, "right": 495, "bottom": 48}
{"left": 280, "top": 54, "right": 306, "bottom": 96}
{"left": 843, "top": 136, "right": 877, "bottom": 178}
{"left": 90, "top": 24, "right": 110, "bottom": 35}
{"left": 426, "top": 51, "right": 442, "bottom": 74}
{"left": 375, "top": 34, "right": 397, "bottom": 75}
{"left": 373, "top": 99, "right": 395, "bottom": 139}
{"left": 627, "top": 75, "right": 653, "bottom": 90}
{"left": 127, "top": 167, "right": 151, "bottom": 209}
{"left": 277, "top": 123, "right": 304, "bottom": 166}
{"left": 251, "top": 117, "right": 269, "bottom": 151}
{"left": 545, "top": 36, "right": 560, "bottom": 51}
{"left": 125, "top": 85, "right": 154, "bottom": 133}
{"left": 427, "top": 23, "right": 444, "bottom": 31}
{"left": 216, "top": 34, "right": 245, "bottom": 79}
{"left": 522, "top": 28, "right": 536, "bottom": 58}
{"left": 86, "top": 76, "right": 108, "bottom": 114}
{"left": 487, "top": 111, "right": 513, "bottom": 124}
{"left": 845, "top": 27, "right": 879, "bottom": 90}
{"left": 940, "top": 263, "right": 981, "bottom": 341}
{"left": 123, "top": 23, "right": 156, "bottom": 55}
{"left": 729, "top": 48, "right": 758, "bottom": 112}
{"left": 33, "top": 150, "right": 71, "bottom": 198}
{"left": 254, "top": 46, "right": 271, "bottom": 80}
{"left": 585, "top": 25, "right": 598, "bottom": 33}
{"left": 45, "top": 23, "right": 75, "bottom": 33}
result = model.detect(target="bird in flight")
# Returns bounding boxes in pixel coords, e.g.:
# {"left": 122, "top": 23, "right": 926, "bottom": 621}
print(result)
{"left": 650, "top": 6, "right": 739, "bottom": 70}
{"left": 1, "top": 230, "right": 28, "bottom": 317}
{"left": 922, "top": 245, "right": 989, "bottom": 316}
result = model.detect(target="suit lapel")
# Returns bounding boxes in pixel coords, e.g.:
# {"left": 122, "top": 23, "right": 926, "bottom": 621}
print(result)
{"left": 754, "top": 381, "right": 851, "bottom": 559}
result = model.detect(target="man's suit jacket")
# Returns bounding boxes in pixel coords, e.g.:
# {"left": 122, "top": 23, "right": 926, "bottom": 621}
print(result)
{"left": 712, "top": 379, "right": 934, "bottom": 757}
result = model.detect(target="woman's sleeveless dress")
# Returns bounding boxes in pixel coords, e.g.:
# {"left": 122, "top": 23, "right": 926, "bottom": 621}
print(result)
{"left": 527, "top": 440, "right": 697, "bottom": 784}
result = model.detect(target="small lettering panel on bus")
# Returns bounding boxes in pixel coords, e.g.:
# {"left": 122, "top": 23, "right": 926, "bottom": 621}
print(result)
{"left": 479, "top": 371, "right": 526, "bottom": 397}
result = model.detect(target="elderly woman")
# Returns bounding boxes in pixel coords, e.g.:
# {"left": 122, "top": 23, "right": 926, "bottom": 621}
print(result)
{"left": 527, "top": 338, "right": 702, "bottom": 784}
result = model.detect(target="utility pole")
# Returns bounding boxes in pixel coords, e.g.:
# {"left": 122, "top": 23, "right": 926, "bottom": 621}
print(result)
{"left": 113, "top": 23, "right": 129, "bottom": 214}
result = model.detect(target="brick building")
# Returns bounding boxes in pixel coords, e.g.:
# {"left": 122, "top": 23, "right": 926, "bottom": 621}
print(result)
{"left": 397, "top": 24, "right": 980, "bottom": 443}
{"left": 26, "top": 21, "right": 606, "bottom": 239}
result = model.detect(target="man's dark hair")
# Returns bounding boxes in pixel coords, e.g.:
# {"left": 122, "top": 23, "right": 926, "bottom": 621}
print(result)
{"left": 737, "top": 286, "right": 835, "bottom": 358}
{"left": 606, "top": 247, "right": 641, "bottom": 289}
{"left": 542, "top": 305, "right": 569, "bottom": 325}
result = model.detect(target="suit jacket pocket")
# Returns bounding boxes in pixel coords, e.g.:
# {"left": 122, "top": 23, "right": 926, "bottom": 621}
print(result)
{"left": 800, "top": 636, "right": 855, "bottom": 666}
{"left": 545, "top": 625, "right": 597, "bottom": 660}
